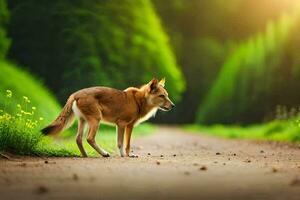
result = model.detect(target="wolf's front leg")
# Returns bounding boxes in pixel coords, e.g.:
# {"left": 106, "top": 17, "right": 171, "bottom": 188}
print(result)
{"left": 125, "top": 124, "right": 138, "bottom": 157}
{"left": 117, "top": 125, "right": 126, "bottom": 157}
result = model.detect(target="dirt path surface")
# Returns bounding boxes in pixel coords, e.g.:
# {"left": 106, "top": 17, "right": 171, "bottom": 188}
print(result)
{"left": 1, "top": 127, "right": 300, "bottom": 200}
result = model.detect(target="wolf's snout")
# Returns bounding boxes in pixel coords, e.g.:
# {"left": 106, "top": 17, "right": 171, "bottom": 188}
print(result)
{"left": 165, "top": 102, "right": 175, "bottom": 111}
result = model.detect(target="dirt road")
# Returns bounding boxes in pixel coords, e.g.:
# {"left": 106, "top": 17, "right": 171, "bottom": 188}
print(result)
{"left": 1, "top": 127, "right": 300, "bottom": 200}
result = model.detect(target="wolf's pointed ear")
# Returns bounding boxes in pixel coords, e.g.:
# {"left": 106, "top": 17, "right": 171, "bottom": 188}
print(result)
{"left": 159, "top": 78, "right": 165, "bottom": 87}
{"left": 149, "top": 78, "right": 159, "bottom": 91}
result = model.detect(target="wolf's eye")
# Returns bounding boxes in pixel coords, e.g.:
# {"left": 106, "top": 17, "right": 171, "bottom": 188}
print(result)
{"left": 159, "top": 95, "right": 165, "bottom": 98}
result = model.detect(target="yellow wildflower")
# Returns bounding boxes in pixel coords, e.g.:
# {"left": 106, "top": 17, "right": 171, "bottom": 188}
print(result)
{"left": 25, "top": 112, "right": 32, "bottom": 115}
{"left": 6, "top": 90, "right": 12, "bottom": 98}
{"left": 23, "top": 96, "right": 30, "bottom": 103}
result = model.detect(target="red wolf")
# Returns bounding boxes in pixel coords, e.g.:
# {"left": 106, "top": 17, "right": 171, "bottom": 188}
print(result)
{"left": 42, "top": 78, "right": 175, "bottom": 157}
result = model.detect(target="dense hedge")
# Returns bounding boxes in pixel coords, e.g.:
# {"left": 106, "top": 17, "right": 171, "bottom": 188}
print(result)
{"left": 197, "top": 14, "right": 300, "bottom": 124}
{"left": 8, "top": 0, "right": 185, "bottom": 102}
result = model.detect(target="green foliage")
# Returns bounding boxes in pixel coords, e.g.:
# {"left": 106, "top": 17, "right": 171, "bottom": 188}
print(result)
{"left": 0, "top": 91, "right": 45, "bottom": 153}
{"left": 198, "top": 13, "right": 300, "bottom": 124}
{"left": 186, "top": 118, "right": 300, "bottom": 143}
{"left": 8, "top": 0, "right": 185, "bottom": 102}
{"left": 0, "top": 0, "right": 10, "bottom": 58}
{"left": 0, "top": 62, "right": 62, "bottom": 154}
{"left": 152, "top": 0, "right": 298, "bottom": 123}
{"left": 0, "top": 61, "right": 60, "bottom": 121}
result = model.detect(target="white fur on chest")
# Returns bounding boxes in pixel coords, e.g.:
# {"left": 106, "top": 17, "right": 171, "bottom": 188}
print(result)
{"left": 135, "top": 108, "right": 158, "bottom": 126}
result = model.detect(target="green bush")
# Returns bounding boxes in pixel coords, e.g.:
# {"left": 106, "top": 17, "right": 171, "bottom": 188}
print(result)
{"left": 0, "top": 61, "right": 60, "bottom": 122}
{"left": 0, "top": 94, "right": 43, "bottom": 154}
{"left": 186, "top": 118, "right": 300, "bottom": 143}
{"left": 152, "top": 0, "right": 299, "bottom": 123}
{"left": 8, "top": 0, "right": 185, "bottom": 102}
{"left": 197, "top": 13, "right": 300, "bottom": 124}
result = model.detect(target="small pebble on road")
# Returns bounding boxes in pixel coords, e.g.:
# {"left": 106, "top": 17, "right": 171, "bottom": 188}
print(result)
{"left": 290, "top": 177, "right": 300, "bottom": 186}
{"left": 73, "top": 174, "right": 79, "bottom": 181}
{"left": 35, "top": 186, "right": 48, "bottom": 195}
{"left": 199, "top": 166, "right": 207, "bottom": 171}
{"left": 184, "top": 171, "right": 191, "bottom": 175}
{"left": 272, "top": 167, "right": 278, "bottom": 173}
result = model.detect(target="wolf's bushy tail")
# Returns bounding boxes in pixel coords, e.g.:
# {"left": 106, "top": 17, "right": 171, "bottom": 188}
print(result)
{"left": 41, "top": 95, "right": 75, "bottom": 135}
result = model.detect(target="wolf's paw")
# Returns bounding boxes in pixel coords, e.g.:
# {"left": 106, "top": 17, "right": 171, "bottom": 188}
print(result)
{"left": 128, "top": 153, "right": 139, "bottom": 158}
{"left": 102, "top": 152, "right": 110, "bottom": 157}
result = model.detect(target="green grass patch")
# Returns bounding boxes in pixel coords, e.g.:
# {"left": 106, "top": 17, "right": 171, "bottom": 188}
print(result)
{"left": 185, "top": 120, "right": 300, "bottom": 143}
{"left": 0, "top": 61, "right": 60, "bottom": 121}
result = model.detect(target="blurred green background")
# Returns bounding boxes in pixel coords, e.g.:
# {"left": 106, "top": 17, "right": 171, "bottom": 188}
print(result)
{"left": 1, "top": 0, "right": 300, "bottom": 143}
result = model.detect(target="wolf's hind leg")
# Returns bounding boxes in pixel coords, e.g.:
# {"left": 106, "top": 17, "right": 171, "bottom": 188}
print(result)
{"left": 117, "top": 125, "right": 126, "bottom": 157}
{"left": 76, "top": 118, "right": 87, "bottom": 157}
{"left": 86, "top": 119, "right": 110, "bottom": 157}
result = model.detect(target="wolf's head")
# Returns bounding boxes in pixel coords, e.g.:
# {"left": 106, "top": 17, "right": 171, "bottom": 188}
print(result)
{"left": 145, "top": 78, "right": 175, "bottom": 111}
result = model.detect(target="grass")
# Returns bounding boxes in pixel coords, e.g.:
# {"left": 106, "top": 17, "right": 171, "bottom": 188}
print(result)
{"left": 0, "top": 90, "right": 45, "bottom": 154}
{"left": 0, "top": 61, "right": 60, "bottom": 121}
{"left": 185, "top": 119, "right": 300, "bottom": 143}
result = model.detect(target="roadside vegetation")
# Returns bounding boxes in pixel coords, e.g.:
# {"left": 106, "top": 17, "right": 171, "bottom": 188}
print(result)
{"left": 198, "top": 13, "right": 300, "bottom": 124}
{"left": 186, "top": 121, "right": 300, "bottom": 143}
{"left": 0, "top": 61, "right": 60, "bottom": 121}
{"left": 186, "top": 113, "right": 300, "bottom": 143}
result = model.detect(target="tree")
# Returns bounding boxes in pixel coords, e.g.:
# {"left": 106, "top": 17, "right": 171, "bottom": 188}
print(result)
{"left": 152, "top": 0, "right": 298, "bottom": 123}
{"left": 197, "top": 13, "right": 300, "bottom": 124}
{"left": 8, "top": 0, "right": 185, "bottom": 102}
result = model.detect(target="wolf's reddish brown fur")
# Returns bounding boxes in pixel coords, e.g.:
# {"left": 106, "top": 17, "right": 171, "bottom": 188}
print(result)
{"left": 42, "top": 78, "right": 174, "bottom": 157}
